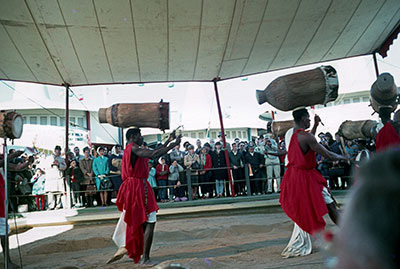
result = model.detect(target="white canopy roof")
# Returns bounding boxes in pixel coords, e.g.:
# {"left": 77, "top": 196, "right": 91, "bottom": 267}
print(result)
{"left": 0, "top": 0, "right": 399, "bottom": 86}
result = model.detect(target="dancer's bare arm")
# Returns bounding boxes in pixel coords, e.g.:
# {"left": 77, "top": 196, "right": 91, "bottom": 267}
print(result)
{"left": 299, "top": 132, "right": 347, "bottom": 162}
{"left": 133, "top": 135, "right": 182, "bottom": 159}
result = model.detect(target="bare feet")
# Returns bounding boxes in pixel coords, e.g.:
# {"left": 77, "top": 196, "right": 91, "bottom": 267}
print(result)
{"left": 106, "top": 247, "right": 128, "bottom": 264}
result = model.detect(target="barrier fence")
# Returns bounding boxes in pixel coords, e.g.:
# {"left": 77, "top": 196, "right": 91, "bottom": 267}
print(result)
{"left": 10, "top": 162, "right": 353, "bottom": 210}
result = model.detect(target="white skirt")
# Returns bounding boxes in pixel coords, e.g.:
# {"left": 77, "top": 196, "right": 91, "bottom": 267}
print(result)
{"left": 112, "top": 211, "right": 157, "bottom": 248}
{"left": 281, "top": 223, "right": 312, "bottom": 258}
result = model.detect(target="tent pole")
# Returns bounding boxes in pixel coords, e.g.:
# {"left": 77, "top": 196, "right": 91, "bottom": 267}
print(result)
{"left": 212, "top": 78, "right": 235, "bottom": 197}
{"left": 373, "top": 53, "right": 379, "bottom": 78}
{"left": 3, "top": 138, "right": 9, "bottom": 269}
{"left": 64, "top": 84, "right": 70, "bottom": 155}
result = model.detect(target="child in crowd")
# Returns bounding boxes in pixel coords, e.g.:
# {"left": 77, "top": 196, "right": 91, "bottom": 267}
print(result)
{"left": 31, "top": 168, "right": 46, "bottom": 211}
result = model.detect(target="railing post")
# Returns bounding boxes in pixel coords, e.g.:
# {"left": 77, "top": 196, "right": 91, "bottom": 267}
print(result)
{"left": 244, "top": 164, "right": 251, "bottom": 196}
{"left": 186, "top": 168, "right": 193, "bottom": 201}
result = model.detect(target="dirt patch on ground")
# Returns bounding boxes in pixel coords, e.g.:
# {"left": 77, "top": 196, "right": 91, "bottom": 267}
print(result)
{"left": 27, "top": 237, "right": 113, "bottom": 255}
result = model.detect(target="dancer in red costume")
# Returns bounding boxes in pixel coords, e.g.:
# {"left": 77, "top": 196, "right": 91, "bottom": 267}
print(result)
{"left": 280, "top": 109, "right": 347, "bottom": 237}
{"left": 376, "top": 108, "right": 400, "bottom": 152}
{"left": 107, "top": 128, "right": 181, "bottom": 266}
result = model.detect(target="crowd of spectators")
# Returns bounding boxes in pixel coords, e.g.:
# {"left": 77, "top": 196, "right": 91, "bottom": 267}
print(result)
{"left": 3, "top": 129, "right": 375, "bottom": 211}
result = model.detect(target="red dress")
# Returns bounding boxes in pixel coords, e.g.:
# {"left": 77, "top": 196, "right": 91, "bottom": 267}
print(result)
{"left": 279, "top": 129, "right": 328, "bottom": 235}
{"left": 376, "top": 122, "right": 400, "bottom": 152}
{"left": 116, "top": 143, "right": 159, "bottom": 263}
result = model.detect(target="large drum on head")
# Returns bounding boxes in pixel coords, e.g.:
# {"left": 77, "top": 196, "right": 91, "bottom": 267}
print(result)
{"left": 370, "top": 73, "right": 398, "bottom": 113}
{"left": 272, "top": 120, "right": 294, "bottom": 137}
{"left": 0, "top": 111, "right": 24, "bottom": 139}
{"left": 339, "top": 120, "right": 378, "bottom": 140}
{"left": 98, "top": 101, "right": 169, "bottom": 130}
{"left": 256, "top": 66, "right": 338, "bottom": 111}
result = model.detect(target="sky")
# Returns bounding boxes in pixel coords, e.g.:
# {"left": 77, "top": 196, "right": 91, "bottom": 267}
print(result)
{"left": 1, "top": 37, "right": 400, "bottom": 133}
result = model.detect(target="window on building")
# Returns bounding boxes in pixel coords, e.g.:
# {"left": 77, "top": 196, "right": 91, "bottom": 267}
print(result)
{"left": 344, "top": 98, "right": 350, "bottom": 104}
{"left": 226, "top": 131, "right": 231, "bottom": 139}
{"left": 243, "top": 131, "right": 247, "bottom": 139}
{"left": 30, "top": 116, "right": 37, "bottom": 125}
{"left": 353, "top": 97, "right": 360, "bottom": 103}
{"left": 238, "top": 131, "right": 242, "bottom": 139}
{"left": 60, "top": 117, "right": 65, "bottom": 126}
{"left": 183, "top": 133, "right": 189, "bottom": 137}
{"left": 190, "top": 132, "right": 196, "bottom": 138}
{"left": 78, "top": 117, "right": 84, "bottom": 128}
{"left": 198, "top": 132, "right": 204, "bottom": 139}
{"left": 50, "top": 116, "right": 57, "bottom": 126}
{"left": 362, "top": 96, "right": 369, "bottom": 102}
{"left": 69, "top": 117, "right": 75, "bottom": 126}
{"left": 211, "top": 132, "right": 217, "bottom": 139}
{"left": 40, "top": 116, "right": 48, "bottom": 125}
{"left": 22, "top": 116, "right": 26, "bottom": 123}
{"left": 232, "top": 131, "right": 237, "bottom": 139}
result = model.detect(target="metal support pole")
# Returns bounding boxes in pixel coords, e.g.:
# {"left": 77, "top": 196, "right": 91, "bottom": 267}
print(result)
{"left": 85, "top": 111, "right": 92, "bottom": 149}
{"left": 3, "top": 138, "right": 9, "bottom": 269}
{"left": 244, "top": 163, "right": 251, "bottom": 196}
{"left": 212, "top": 78, "right": 235, "bottom": 197}
{"left": 186, "top": 169, "right": 192, "bottom": 201}
{"left": 373, "top": 53, "right": 379, "bottom": 78}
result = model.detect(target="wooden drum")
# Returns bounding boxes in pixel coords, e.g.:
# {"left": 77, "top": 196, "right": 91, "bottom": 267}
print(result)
{"left": 0, "top": 111, "right": 24, "bottom": 139}
{"left": 256, "top": 66, "right": 338, "bottom": 111}
{"left": 98, "top": 101, "right": 170, "bottom": 130}
{"left": 271, "top": 120, "right": 294, "bottom": 137}
{"left": 339, "top": 120, "right": 377, "bottom": 140}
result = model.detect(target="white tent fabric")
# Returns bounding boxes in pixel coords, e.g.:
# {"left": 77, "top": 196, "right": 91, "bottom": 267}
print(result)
{"left": 0, "top": 0, "right": 399, "bottom": 86}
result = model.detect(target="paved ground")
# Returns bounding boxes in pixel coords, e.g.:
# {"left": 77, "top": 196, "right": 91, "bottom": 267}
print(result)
{"left": 4, "top": 212, "right": 336, "bottom": 269}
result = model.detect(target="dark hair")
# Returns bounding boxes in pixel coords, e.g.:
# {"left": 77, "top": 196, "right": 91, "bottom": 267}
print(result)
{"left": 83, "top": 146, "right": 90, "bottom": 153}
{"left": 126, "top": 128, "right": 141, "bottom": 141}
{"left": 98, "top": 146, "right": 105, "bottom": 152}
{"left": 188, "top": 145, "right": 195, "bottom": 150}
{"left": 215, "top": 141, "right": 222, "bottom": 146}
{"left": 292, "top": 108, "right": 309, "bottom": 123}
{"left": 55, "top": 145, "right": 62, "bottom": 151}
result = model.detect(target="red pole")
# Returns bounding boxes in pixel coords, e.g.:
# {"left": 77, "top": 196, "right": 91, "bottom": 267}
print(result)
{"left": 85, "top": 110, "right": 92, "bottom": 148}
{"left": 373, "top": 53, "right": 379, "bottom": 78}
{"left": 213, "top": 78, "right": 235, "bottom": 197}
{"left": 64, "top": 84, "right": 70, "bottom": 155}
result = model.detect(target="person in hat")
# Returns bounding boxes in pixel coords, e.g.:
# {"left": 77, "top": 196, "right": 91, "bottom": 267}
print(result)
{"left": 45, "top": 145, "right": 67, "bottom": 210}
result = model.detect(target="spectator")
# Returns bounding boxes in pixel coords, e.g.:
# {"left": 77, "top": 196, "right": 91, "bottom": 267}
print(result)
{"left": 45, "top": 145, "right": 67, "bottom": 210}
{"left": 65, "top": 159, "right": 84, "bottom": 207}
{"left": 195, "top": 139, "right": 202, "bottom": 154}
{"left": 209, "top": 139, "right": 216, "bottom": 151}
{"left": 255, "top": 136, "right": 267, "bottom": 193}
{"left": 229, "top": 142, "right": 245, "bottom": 195}
{"left": 147, "top": 161, "right": 157, "bottom": 198}
{"left": 169, "top": 160, "right": 185, "bottom": 201}
{"left": 239, "top": 142, "right": 246, "bottom": 154}
{"left": 156, "top": 157, "right": 169, "bottom": 203}
{"left": 109, "top": 145, "right": 123, "bottom": 196}
{"left": 92, "top": 147, "right": 110, "bottom": 207}
{"left": 264, "top": 137, "right": 281, "bottom": 193}
{"left": 73, "top": 146, "right": 84, "bottom": 163}
{"left": 31, "top": 168, "right": 46, "bottom": 211}
{"left": 244, "top": 144, "right": 263, "bottom": 195}
{"left": 80, "top": 147, "right": 95, "bottom": 207}
{"left": 199, "top": 147, "right": 212, "bottom": 199}
{"left": 218, "top": 133, "right": 231, "bottom": 151}
{"left": 210, "top": 142, "right": 228, "bottom": 198}
{"left": 184, "top": 145, "right": 200, "bottom": 200}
